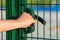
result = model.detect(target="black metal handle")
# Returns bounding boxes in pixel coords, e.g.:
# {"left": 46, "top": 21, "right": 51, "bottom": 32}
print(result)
{"left": 24, "top": 8, "right": 46, "bottom": 34}
{"left": 24, "top": 8, "right": 46, "bottom": 25}
{"left": 35, "top": 15, "right": 46, "bottom": 25}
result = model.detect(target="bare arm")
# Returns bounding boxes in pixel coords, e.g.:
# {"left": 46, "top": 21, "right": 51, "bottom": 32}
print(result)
{"left": 0, "top": 20, "right": 23, "bottom": 32}
{"left": 0, "top": 12, "right": 35, "bottom": 32}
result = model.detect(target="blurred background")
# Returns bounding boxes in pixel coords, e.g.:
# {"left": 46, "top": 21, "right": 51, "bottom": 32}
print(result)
{"left": 0, "top": 0, "right": 60, "bottom": 8}
{"left": 0, "top": 0, "right": 60, "bottom": 11}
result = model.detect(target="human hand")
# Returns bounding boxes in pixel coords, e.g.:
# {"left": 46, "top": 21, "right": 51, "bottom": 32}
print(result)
{"left": 17, "top": 12, "right": 35, "bottom": 28}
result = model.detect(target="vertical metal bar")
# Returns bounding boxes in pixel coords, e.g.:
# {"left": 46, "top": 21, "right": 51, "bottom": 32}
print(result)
{"left": 26, "top": 0, "right": 35, "bottom": 40}
{"left": 43, "top": 0, "right": 45, "bottom": 40}
{"left": 56, "top": 0, "right": 58, "bottom": 40}
{"left": 50, "top": 0, "right": 51, "bottom": 39}
{"left": 11, "top": 0, "right": 16, "bottom": 40}
{"left": 1, "top": 0, "right": 3, "bottom": 40}
{"left": 16, "top": 0, "right": 27, "bottom": 40}
{"left": 19, "top": 0, "right": 23, "bottom": 40}
{"left": 6, "top": 0, "right": 17, "bottom": 40}
{"left": 37, "top": 0, "right": 39, "bottom": 40}
{"left": 15, "top": 0, "right": 28, "bottom": 40}
{"left": 15, "top": 0, "right": 19, "bottom": 40}
{"left": 2, "top": 1, "right": 6, "bottom": 40}
{"left": 31, "top": 0, "right": 32, "bottom": 40}
{"left": 30, "top": 0, "right": 35, "bottom": 40}
{"left": 6, "top": 0, "right": 12, "bottom": 40}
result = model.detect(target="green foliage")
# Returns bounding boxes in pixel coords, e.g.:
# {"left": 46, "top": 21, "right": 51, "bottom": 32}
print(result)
{"left": 0, "top": 0, "right": 6, "bottom": 7}
{"left": 27, "top": 0, "right": 55, "bottom": 7}
{"left": 0, "top": 0, "right": 60, "bottom": 7}
{"left": 27, "top": 0, "right": 55, "bottom": 4}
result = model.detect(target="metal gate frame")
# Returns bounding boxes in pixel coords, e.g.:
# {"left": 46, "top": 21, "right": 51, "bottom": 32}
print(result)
{"left": 6, "top": 0, "right": 46, "bottom": 40}
{"left": 6, "top": 0, "right": 35, "bottom": 40}
{"left": 0, "top": 0, "right": 59, "bottom": 40}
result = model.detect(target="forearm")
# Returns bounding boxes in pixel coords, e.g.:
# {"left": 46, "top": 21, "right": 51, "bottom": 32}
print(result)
{"left": 0, "top": 20, "right": 23, "bottom": 32}
{"left": 0, "top": 13, "right": 35, "bottom": 32}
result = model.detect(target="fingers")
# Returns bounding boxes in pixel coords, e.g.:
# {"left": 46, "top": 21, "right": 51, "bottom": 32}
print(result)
{"left": 17, "top": 12, "right": 35, "bottom": 28}
{"left": 22, "top": 12, "right": 28, "bottom": 15}
{"left": 22, "top": 20, "right": 35, "bottom": 28}
{"left": 19, "top": 12, "right": 33, "bottom": 19}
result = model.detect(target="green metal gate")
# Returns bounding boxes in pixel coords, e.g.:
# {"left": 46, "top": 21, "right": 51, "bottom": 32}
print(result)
{"left": 0, "top": 0, "right": 60, "bottom": 40}
{"left": 6, "top": 0, "right": 35, "bottom": 40}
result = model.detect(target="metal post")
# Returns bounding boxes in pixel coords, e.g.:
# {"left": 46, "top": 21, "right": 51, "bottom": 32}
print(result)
{"left": 6, "top": 0, "right": 35, "bottom": 40}
{"left": 6, "top": 0, "right": 16, "bottom": 40}
{"left": 6, "top": 0, "right": 27, "bottom": 40}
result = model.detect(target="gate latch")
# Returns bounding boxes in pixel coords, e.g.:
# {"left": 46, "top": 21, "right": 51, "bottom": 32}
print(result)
{"left": 24, "top": 8, "right": 46, "bottom": 34}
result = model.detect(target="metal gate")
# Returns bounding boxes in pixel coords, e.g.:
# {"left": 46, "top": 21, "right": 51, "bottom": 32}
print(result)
{"left": 0, "top": 0, "right": 60, "bottom": 40}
